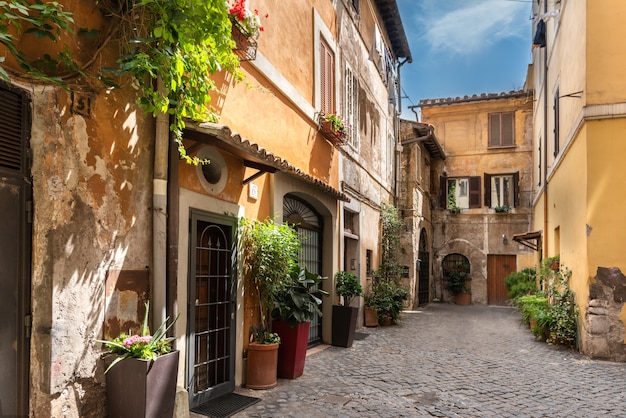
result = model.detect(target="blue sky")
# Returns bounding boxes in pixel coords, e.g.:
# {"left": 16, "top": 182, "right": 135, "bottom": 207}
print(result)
{"left": 396, "top": 0, "right": 532, "bottom": 120}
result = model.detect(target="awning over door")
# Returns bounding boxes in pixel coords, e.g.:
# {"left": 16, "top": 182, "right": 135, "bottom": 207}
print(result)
{"left": 512, "top": 230, "right": 542, "bottom": 251}
{"left": 183, "top": 121, "right": 349, "bottom": 202}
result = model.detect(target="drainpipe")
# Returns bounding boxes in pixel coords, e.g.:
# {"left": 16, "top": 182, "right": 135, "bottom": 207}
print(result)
{"left": 542, "top": 0, "right": 548, "bottom": 259}
{"left": 153, "top": 78, "right": 169, "bottom": 326}
{"left": 394, "top": 57, "right": 410, "bottom": 207}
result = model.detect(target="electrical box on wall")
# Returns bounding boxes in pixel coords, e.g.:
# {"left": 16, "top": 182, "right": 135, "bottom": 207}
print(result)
{"left": 249, "top": 183, "right": 258, "bottom": 200}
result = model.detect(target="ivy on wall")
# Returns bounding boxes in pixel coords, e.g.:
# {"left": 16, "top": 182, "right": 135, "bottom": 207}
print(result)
{"left": 1, "top": 0, "right": 248, "bottom": 165}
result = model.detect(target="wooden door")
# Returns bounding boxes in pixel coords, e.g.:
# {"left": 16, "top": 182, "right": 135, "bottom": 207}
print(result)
{"left": 487, "top": 254, "right": 516, "bottom": 305}
{"left": 0, "top": 82, "right": 31, "bottom": 417}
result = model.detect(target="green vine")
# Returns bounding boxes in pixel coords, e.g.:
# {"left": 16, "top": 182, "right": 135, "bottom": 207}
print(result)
{"left": 0, "top": 0, "right": 76, "bottom": 83}
{"left": 100, "top": 0, "right": 244, "bottom": 165}
{"left": 1, "top": 0, "right": 247, "bottom": 165}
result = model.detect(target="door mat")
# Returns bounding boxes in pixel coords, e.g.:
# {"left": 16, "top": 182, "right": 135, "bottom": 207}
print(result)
{"left": 353, "top": 332, "right": 369, "bottom": 340}
{"left": 191, "top": 393, "right": 260, "bottom": 418}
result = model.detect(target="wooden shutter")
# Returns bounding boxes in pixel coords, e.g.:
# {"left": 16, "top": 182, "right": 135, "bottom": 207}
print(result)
{"left": 489, "top": 112, "right": 515, "bottom": 147}
{"left": 502, "top": 112, "right": 514, "bottom": 146}
{"left": 554, "top": 87, "right": 560, "bottom": 157}
{"left": 320, "top": 38, "right": 335, "bottom": 114}
{"left": 513, "top": 172, "right": 520, "bottom": 207}
{"left": 488, "top": 114, "right": 499, "bottom": 147}
{"left": 469, "top": 176, "right": 481, "bottom": 208}
{"left": 484, "top": 173, "right": 492, "bottom": 207}
{"left": 0, "top": 84, "right": 29, "bottom": 173}
{"left": 439, "top": 176, "right": 447, "bottom": 209}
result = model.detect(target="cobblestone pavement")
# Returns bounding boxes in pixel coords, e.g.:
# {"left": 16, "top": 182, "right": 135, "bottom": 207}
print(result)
{"left": 231, "top": 304, "right": 626, "bottom": 418}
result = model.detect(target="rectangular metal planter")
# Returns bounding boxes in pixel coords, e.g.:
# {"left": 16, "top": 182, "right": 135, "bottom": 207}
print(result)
{"left": 105, "top": 350, "right": 179, "bottom": 418}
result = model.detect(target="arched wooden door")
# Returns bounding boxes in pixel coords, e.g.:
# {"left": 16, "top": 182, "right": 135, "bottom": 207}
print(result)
{"left": 283, "top": 195, "right": 323, "bottom": 345}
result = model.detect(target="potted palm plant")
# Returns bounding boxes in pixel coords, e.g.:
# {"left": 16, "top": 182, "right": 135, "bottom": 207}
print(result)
{"left": 98, "top": 302, "right": 179, "bottom": 418}
{"left": 271, "top": 266, "right": 327, "bottom": 378}
{"left": 332, "top": 271, "right": 363, "bottom": 347}
{"left": 240, "top": 217, "right": 300, "bottom": 389}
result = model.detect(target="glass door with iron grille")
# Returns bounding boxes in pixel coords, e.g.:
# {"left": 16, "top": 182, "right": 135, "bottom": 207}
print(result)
{"left": 187, "top": 211, "right": 236, "bottom": 407}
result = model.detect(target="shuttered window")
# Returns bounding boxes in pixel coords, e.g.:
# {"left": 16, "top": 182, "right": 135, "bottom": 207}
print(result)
{"left": 488, "top": 112, "right": 515, "bottom": 147}
{"left": 484, "top": 173, "right": 520, "bottom": 208}
{"left": 344, "top": 66, "right": 359, "bottom": 149}
{"left": 320, "top": 38, "right": 335, "bottom": 114}
{"left": 0, "top": 84, "right": 29, "bottom": 173}
{"left": 441, "top": 176, "right": 481, "bottom": 209}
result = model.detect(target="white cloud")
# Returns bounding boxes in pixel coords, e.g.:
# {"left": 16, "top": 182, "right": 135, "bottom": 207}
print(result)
{"left": 421, "top": 0, "right": 529, "bottom": 55}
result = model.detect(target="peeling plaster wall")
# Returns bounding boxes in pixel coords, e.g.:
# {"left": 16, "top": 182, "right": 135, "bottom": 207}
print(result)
{"left": 27, "top": 83, "right": 154, "bottom": 416}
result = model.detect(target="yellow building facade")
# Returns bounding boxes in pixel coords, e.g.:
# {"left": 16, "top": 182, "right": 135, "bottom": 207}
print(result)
{"left": 415, "top": 92, "right": 535, "bottom": 306}
{"left": 530, "top": 0, "right": 626, "bottom": 360}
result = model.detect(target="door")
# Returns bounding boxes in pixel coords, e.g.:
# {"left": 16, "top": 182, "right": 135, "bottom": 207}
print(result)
{"left": 0, "top": 83, "right": 31, "bottom": 417}
{"left": 187, "top": 211, "right": 236, "bottom": 407}
{"left": 488, "top": 254, "right": 516, "bottom": 305}
{"left": 417, "top": 230, "right": 430, "bottom": 305}
{"left": 283, "top": 195, "right": 322, "bottom": 346}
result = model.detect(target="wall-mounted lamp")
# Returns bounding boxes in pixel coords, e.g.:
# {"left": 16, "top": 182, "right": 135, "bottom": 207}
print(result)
{"left": 502, "top": 234, "right": 508, "bottom": 244}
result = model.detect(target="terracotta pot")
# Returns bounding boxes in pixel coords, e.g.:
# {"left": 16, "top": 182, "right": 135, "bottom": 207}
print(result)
{"left": 455, "top": 292, "right": 472, "bottom": 305}
{"left": 272, "top": 320, "right": 309, "bottom": 379}
{"left": 364, "top": 307, "right": 379, "bottom": 327}
{"left": 105, "top": 350, "right": 179, "bottom": 418}
{"left": 246, "top": 342, "right": 279, "bottom": 389}
{"left": 332, "top": 305, "right": 359, "bottom": 348}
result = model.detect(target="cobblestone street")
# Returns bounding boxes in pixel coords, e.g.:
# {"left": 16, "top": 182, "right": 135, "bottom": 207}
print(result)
{"left": 232, "top": 304, "right": 626, "bottom": 417}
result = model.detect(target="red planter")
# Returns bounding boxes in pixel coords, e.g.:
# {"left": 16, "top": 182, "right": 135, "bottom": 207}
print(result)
{"left": 272, "top": 320, "right": 310, "bottom": 379}
{"left": 105, "top": 350, "right": 179, "bottom": 418}
{"left": 246, "top": 342, "right": 279, "bottom": 389}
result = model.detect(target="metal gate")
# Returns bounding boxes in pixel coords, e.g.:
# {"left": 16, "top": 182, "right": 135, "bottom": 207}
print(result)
{"left": 187, "top": 211, "right": 236, "bottom": 407}
{"left": 283, "top": 195, "right": 322, "bottom": 345}
{"left": 417, "top": 231, "right": 430, "bottom": 305}
{"left": 0, "top": 82, "right": 32, "bottom": 417}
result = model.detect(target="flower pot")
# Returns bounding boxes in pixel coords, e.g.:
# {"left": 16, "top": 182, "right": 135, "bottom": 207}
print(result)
{"left": 364, "top": 307, "right": 378, "bottom": 327}
{"left": 332, "top": 305, "right": 359, "bottom": 348}
{"left": 246, "top": 342, "right": 279, "bottom": 389}
{"left": 105, "top": 350, "right": 179, "bottom": 418}
{"left": 319, "top": 120, "right": 346, "bottom": 146}
{"left": 272, "top": 320, "right": 310, "bottom": 379}
{"left": 455, "top": 292, "right": 472, "bottom": 305}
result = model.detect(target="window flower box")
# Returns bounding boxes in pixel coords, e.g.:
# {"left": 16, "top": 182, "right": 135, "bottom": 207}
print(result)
{"left": 318, "top": 112, "right": 347, "bottom": 146}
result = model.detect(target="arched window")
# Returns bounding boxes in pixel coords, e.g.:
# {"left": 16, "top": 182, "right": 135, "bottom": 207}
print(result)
{"left": 442, "top": 253, "right": 470, "bottom": 276}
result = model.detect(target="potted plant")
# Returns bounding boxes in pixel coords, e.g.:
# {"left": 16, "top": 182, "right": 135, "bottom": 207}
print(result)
{"left": 332, "top": 271, "right": 363, "bottom": 347}
{"left": 228, "top": 0, "right": 266, "bottom": 61}
{"left": 494, "top": 205, "right": 510, "bottom": 213}
{"left": 271, "top": 266, "right": 327, "bottom": 378}
{"left": 240, "top": 217, "right": 300, "bottom": 389}
{"left": 318, "top": 111, "right": 348, "bottom": 145}
{"left": 443, "top": 265, "right": 471, "bottom": 305}
{"left": 365, "top": 204, "right": 410, "bottom": 325}
{"left": 98, "top": 302, "right": 179, "bottom": 418}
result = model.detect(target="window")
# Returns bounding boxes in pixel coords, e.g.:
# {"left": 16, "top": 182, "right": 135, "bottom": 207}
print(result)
{"left": 484, "top": 173, "right": 519, "bottom": 208}
{"left": 554, "top": 87, "right": 560, "bottom": 157}
{"left": 320, "top": 38, "right": 335, "bottom": 114}
{"left": 441, "top": 176, "right": 481, "bottom": 209}
{"left": 351, "top": 0, "right": 359, "bottom": 13}
{"left": 344, "top": 66, "right": 359, "bottom": 149}
{"left": 488, "top": 112, "right": 515, "bottom": 147}
{"left": 366, "top": 249, "right": 372, "bottom": 277}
